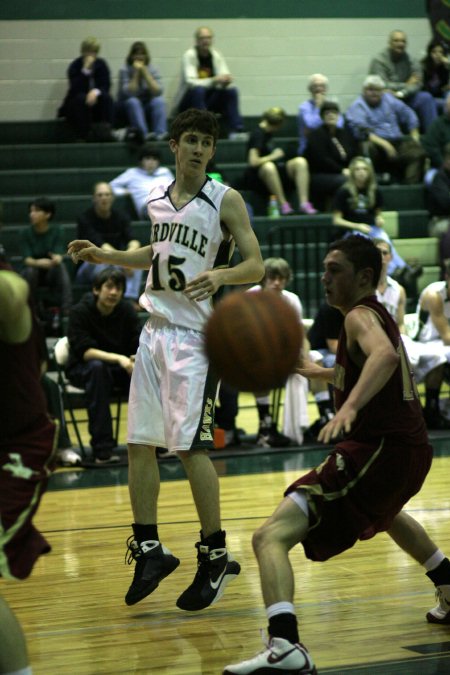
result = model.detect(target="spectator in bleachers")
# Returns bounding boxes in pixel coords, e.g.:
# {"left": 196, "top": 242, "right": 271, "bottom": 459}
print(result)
{"left": 58, "top": 37, "right": 114, "bottom": 142}
{"left": 304, "top": 100, "right": 359, "bottom": 210}
{"left": 172, "top": 26, "right": 245, "bottom": 139}
{"left": 75, "top": 182, "right": 143, "bottom": 306}
{"left": 421, "top": 39, "right": 450, "bottom": 113}
{"left": 331, "top": 156, "right": 422, "bottom": 295}
{"left": 21, "top": 197, "right": 72, "bottom": 317}
{"left": 110, "top": 145, "right": 174, "bottom": 219}
{"left": 426, "top": 142, "right": 450, "bottom": 235}
{"left": 422, "top": 96, "right": 450, "bottom": 169}
{"left": 369, "top": 29, "right": 438, "bottom": 132}
{"left": 242, "top": 107, "right": 317, "bottom": 215}
{"left": 248, "top": 257, "right": 310, "bottom": 446}
{"left": 416, "top": 259, "right": 450, "bottom": 428}
{"left": 375, "top": 238, "right": 450, "bottom": 430}
{"left": 66, "top": 267, "right": 140, "bottom": 464}
{"left": 297, "top": 73, "right": 344, "bottom": 155}
{"left": 116, "top": 41, "right": 168, "bottom": 141}
{"left": 346, "top": 75, "right": 426, "bottom": 184}
{"left": 306, "top": 302, "right": 342, "bottom": 437}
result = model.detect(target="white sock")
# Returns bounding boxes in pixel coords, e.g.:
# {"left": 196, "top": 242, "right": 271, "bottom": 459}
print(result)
{"left": 266, "top": 601, "right": 295, "bottom": 619}
{"left": 423, "top": 549, "right": 446, "bottom": 572}
{"left": 4, "top": 668, "right": 33, "bottom": 675}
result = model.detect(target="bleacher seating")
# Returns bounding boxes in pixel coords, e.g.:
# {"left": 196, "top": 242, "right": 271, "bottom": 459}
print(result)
{"left": 0, "top": 116, "right": 436, "bottom": 321}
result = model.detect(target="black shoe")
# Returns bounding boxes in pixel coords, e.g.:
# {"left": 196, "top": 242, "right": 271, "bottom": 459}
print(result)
{"left": 124, "top": 537, "right": 180, "bottom": 606}
{"left": 256, "top": 423, "right": 291, "bottom": 448}
{"left": 424, "top": 409, "right": 450, "bottom": 430}
{"left": 176, "top": 541, "right": 240, "bottom": 611}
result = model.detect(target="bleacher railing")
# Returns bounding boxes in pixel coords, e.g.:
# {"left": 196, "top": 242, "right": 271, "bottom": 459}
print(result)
{"left": 267, "top": 221, "right": 333, "bottom": 318}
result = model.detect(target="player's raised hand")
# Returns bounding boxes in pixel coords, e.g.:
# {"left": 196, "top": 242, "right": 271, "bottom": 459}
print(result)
{"left": 67, "top": 239, "right": 105, "bottom": 265}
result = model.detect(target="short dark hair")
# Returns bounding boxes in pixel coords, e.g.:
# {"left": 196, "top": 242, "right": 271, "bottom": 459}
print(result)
{"left": 138, "top": 144, "right": 161, "bottom": 161}
{"left": 320, "top": 100, "right": 340, "bottom": 118}
{"left": 28, "top": 197, "right": 55, "bottom": 220}
{"left": 169, "top": 108, "right": 219, "bottom": 144}
{"left": 92, "top": 267, "right": 126, "bottom": 292}
{"left": 327, "top": 235, "right": 382, "bottom": 288}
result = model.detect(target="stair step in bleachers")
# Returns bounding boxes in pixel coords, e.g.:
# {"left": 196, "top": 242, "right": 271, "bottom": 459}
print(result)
{"left": 0, "top": 116, "right": 298, "bottom": 146}
{"left": 392, "top": 237, "right": 439, "bottom": 266}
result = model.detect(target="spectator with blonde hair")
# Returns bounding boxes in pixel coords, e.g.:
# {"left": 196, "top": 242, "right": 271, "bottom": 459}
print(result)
{"left": 58, "top": 37, "right": 114, "bottom": 141}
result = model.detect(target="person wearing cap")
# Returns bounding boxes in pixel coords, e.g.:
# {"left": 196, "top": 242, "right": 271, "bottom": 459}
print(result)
{"left": 110, "top": 144, "right": 174, "bottom": 219}
{"left": 297, "top": 73, "right": 344, "bottom": 154}
{"left": 346, "top": 75, "right": 426, "bottom": 184}
{"left": 304, "top": 100, "right": 359, "bottom": 209}
{"left": 243, "top": 107, "right": 317, "bottom": 215}
{"left": 369, "top": 29, "right": 438, "bottom": 132}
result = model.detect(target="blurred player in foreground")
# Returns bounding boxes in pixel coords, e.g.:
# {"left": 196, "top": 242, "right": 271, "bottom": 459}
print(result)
{"left": 68, "top": 109, "right": 264, "bottom": 612}
{"left": 0, "top": 267, "right": 57, "bottom": 675}
{"left": 223, "top": 236, "right": 450, "bottom": 675}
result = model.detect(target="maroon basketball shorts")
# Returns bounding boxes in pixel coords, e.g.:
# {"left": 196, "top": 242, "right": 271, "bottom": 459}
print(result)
{"left": 285, "top": 436, "right": 433, "bottom": 562}
{"left": 0, "top": 416, "right": 57, "bottom": 580}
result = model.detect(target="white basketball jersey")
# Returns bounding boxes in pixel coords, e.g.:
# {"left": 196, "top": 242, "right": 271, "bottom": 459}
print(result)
{"left": 418, "top": 280, "right": 450, "bottom": 342}
{"left": 140, "top": 177, "right": 233, "bottom": 331}
{"left": 376, "top": 276, "right": 402, "bottom": 321}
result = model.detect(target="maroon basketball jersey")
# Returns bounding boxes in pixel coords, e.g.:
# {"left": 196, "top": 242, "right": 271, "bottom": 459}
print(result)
{"left": 334, "top": 295, "right": 428, "bottom": 444}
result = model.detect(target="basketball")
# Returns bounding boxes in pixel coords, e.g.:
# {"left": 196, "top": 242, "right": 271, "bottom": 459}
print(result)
{"left": 204, "top": 290, "right": 303, "bottom": 391}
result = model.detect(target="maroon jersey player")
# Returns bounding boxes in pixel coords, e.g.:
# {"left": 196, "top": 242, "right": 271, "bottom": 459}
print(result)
{"left": 0, "top": 267, "right": 57, "bottom": 674}
{"left": 223, "top": 235, "right": 450, "bottom": 675}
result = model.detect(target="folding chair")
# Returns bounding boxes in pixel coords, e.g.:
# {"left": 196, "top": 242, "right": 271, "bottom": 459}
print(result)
{"left": 52, "top": 336, "right": 123, "bottom": 458}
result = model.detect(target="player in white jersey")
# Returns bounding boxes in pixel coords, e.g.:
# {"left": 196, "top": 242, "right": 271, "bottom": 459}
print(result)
{"left": 68, "top": 109, "right": 264, "bottom": 612}
{"left": 375, "top": 239, "right": 450, "bottom": 429}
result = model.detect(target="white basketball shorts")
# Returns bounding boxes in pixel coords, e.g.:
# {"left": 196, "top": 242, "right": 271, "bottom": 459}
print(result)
{"left": 128, "top": 316, "right": 219, "bottom": 453}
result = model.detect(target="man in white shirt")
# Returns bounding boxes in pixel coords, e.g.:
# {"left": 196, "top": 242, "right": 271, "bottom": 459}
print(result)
{"left": 110, "top": 145, "right": 174, "bottom": 220}
{"left": 172, "top": 26, "right": 245, "bottom": 139}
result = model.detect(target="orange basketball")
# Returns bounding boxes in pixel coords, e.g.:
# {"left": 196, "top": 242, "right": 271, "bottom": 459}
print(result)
{"left": 204, "top": 290, "right": 303, "bottom": 391}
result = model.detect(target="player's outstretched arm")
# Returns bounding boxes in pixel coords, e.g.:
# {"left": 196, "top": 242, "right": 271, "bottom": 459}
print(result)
{"left": 68, "top": 239, "right": 153, "bottom": 270}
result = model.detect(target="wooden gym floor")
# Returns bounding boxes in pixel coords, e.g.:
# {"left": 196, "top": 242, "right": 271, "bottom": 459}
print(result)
{"left": 3, "top": 425, "right": 450, "bottom": 674}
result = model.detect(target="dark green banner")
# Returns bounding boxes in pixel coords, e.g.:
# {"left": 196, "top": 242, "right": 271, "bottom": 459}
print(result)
{"left": 0, "top": 0, "right": 426, "bottom": 21}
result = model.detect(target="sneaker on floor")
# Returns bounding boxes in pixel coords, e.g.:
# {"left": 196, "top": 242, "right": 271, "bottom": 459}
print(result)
{"left": 124, "top": 537, "right": 180, "bottom": 606}
{"left": 223, "top": 636, "right": 317, "bottom": 674}
{"left": 94, "top": 452, "right": 121, "bottom": 465}
{"left": 423, "top": 409, "right": 450, "bottom": 430}
{"left": 257, "top": 423, "right": 291, "bottom": 448}
{"left": 58, "top": 448, "right": 82, "bottom": 466}
{"left": 176, "top": 542, "right": 240, "bottom": 611}
{"left": 280, "top": 201, "right": 295, "bottom": 216}
{"left": 299, "top": 201, "right": 318, "bottom": 215}
{"left": 426, "top": 584, "right": 450, "bottom": 624}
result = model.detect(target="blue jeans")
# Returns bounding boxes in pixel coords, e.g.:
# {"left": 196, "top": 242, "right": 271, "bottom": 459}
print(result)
{"left": 179, "top": 86, "right": 243, "bottom": 132}
{"left": 76, "top": 262, "right": 143, "bottom": 300}
{"left": 118, "top": 95, "right": 167, "bottom": 136}
{"left": 405, "top": 91, "right": 438, "bottom": 132}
